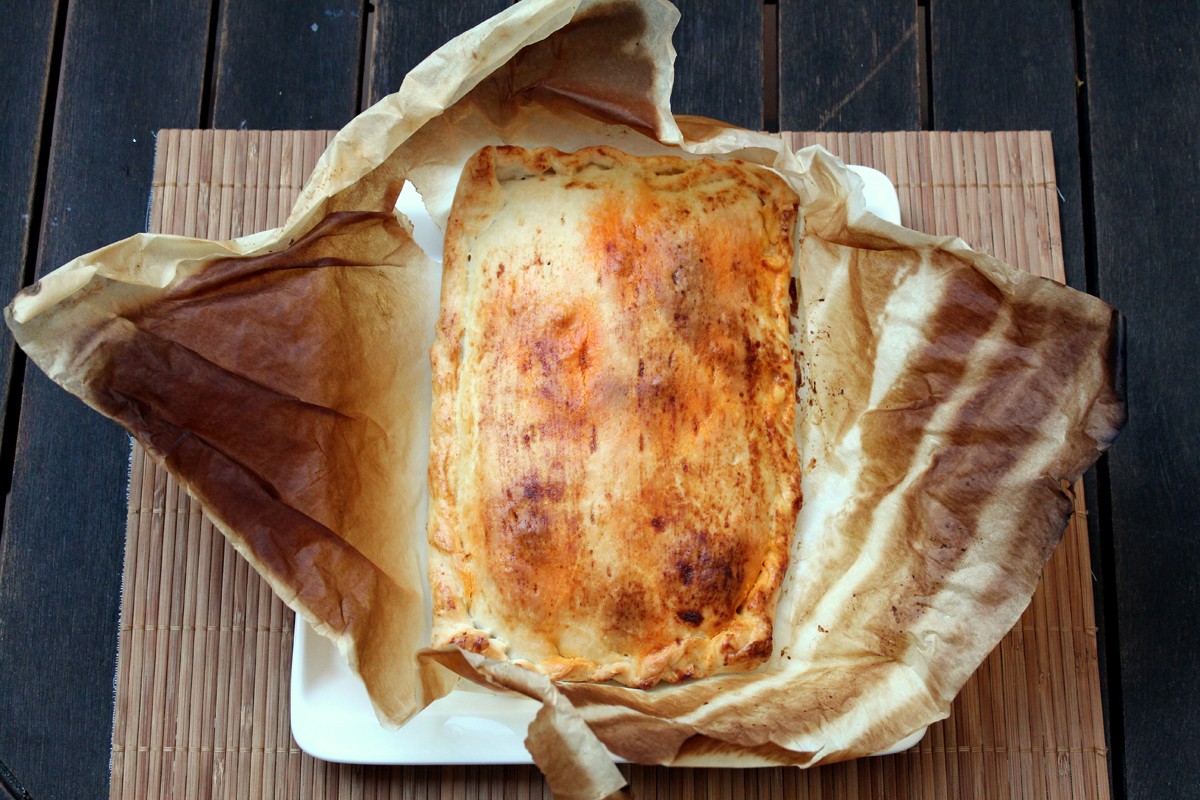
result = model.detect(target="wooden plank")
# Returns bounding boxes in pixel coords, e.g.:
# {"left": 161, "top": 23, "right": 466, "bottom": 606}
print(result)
{"left": 1082, "top": 1, "right": 1200, "bottom": 798}
{"left": 0, "top": 0, "right": 58, "bottom": 437}
{"left": 363, "top": 0, "right": 509, "bottom": 108}
{"left": 0, "top": 2, "right": 211, "bottom": 798}
{"left": 930, "top": 0, "right": 1086, "bottom": 290}
{"left": 777, "top": 0, "right": 920, "bottom": 131}
{"left": 210, "top": 0, "right": 364, "bottom": 130}
{"left": 669, "top": 0, "right": 762, "bottom": 130}
{"left": 0, "top": 22, "right": 58, "bottom": 783}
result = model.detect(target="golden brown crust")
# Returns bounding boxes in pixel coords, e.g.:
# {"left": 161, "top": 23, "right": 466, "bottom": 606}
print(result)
{"left": 428, "top": 145, "right": 802, "bottom": 687}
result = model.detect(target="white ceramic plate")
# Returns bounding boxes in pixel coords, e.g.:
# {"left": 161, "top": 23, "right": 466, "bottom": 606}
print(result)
{"left": 290, "top": 163, "right": 921, "bottom": 765}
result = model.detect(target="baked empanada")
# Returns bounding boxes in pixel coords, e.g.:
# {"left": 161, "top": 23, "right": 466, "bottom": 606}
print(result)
{"left": 428, "top": 145, "right": 802, "bottom": 687}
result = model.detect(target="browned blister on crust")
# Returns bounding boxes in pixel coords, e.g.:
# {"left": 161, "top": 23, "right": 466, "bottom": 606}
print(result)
{"left": 428, "top": 145, "right": 802, "bottom": 687}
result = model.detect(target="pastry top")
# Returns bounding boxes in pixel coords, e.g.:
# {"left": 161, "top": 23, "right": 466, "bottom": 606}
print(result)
{"left": 428, "top": 144, "right": 802, "bottom": 687}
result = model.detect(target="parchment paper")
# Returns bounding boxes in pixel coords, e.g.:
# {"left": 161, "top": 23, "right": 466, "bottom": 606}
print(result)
{"left": 5, "top": 1, "right": 1125, "bottom": 798}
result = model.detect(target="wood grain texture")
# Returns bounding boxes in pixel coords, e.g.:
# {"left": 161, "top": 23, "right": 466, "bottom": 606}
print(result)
{"left": 1083, "top": 1, "right": 1200, "bottom": 798}
{"left": 930, "top": 0, "right": 1086, "bottom": 290}
{"left": 210, "top": 0, "right": 364, "bottom": 130}
{"left": 669, "top": 0, "right": 762, "bottom": 130}
{"left": 0, "top": 2, "right": 211, "bottom": 798}
{"left": 777, "top": 0, "right": 920, "bottom": 131}
{"left": 363, "top": 0, "right": 510, "bottom": 108}
{"left": 0, "top": 0, "right": 58, "bottom": 432}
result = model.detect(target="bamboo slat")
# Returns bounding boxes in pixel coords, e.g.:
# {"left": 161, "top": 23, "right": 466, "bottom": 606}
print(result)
{"left": 108, "top": 129, "right": 1109, "bottom": 800}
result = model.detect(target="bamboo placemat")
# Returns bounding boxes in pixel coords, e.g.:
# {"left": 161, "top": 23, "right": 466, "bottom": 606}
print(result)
{"left": 109, "top": 129, "right": 1109, "bottom": 799}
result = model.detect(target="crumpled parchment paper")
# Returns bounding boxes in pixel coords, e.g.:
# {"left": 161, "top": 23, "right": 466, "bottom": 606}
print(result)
{"left": 5, "top": 1, "right": 1125, "bottom": 798}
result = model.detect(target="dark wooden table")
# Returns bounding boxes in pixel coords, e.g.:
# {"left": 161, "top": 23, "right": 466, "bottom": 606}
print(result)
{"left": 0, "top": 2, "right": 1195, "bottom": 799}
